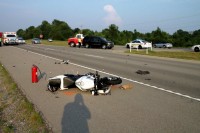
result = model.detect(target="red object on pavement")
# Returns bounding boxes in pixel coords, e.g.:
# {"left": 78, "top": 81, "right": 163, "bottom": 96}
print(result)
{"left": 32, "top": 65, "right": 38, "bottom": 83}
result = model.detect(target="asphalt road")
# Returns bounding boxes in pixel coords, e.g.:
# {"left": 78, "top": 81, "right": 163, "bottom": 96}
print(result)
{"left": 18, "top": 44, "right": 200, "bottom": 99}
{"left": 0, "top": 44, "right": 200, "bottom": 133}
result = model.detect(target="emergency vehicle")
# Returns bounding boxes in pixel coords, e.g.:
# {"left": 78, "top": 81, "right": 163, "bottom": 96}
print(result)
{"left": 0, "top": 32, "right": 2, "bottom": 46}
{"left": 2, "top": 32, "right": 18, "bottom": 45}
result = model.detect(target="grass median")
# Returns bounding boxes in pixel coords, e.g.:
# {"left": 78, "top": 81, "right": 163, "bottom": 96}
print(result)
{"left": 126, "top": 49, "right": 200, "bottom": 61}
{"left": 26, "top": 39, "right": 68, "bottom": 46}
{"left": 0, "top": 63, "right": 49, "bottom": 132}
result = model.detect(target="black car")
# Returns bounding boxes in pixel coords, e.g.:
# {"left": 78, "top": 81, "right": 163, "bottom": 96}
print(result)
{"left": 82, "top": 36, "right": 114, "bottom": 49}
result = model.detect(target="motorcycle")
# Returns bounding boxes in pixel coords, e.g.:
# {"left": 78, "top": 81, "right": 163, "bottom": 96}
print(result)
{"left": 47, "top": 71, "right": 122, "bottom": 95}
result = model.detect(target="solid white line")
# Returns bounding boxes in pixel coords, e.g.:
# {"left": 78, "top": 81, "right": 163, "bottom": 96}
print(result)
{"left": 45, "top": 48, "right": 55, "bottom": 51}
{"left": 15, "top": 46, "right": 200, "bottom": 102}
{"left": 84, "top": 54, "right": 104, "bottom": 59}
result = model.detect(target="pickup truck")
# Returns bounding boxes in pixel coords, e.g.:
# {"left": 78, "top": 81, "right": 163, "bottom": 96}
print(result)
{"left": 67, "top": 34, "right": 84, "bottom": 47}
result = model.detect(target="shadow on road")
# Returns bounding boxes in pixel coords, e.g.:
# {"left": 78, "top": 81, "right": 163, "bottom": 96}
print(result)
{"left": 61, "top": 94, "right": 91, "bottom": 133}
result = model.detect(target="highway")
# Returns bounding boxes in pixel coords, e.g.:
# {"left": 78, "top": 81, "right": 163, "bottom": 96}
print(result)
{"left": 18, "top": 44, "right": 200, "bottom": 100}
{"left": 0, "top": 44, "right": 200, "bottom": 133}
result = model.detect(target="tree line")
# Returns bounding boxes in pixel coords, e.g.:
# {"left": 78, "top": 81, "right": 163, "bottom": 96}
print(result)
{"left": 17, "top": 19, "right": 200, "bottom": 47}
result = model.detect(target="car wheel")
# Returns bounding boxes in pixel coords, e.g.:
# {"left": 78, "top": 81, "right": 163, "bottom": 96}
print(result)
{"left": 138, "top": 45, "right": 142, "bottom": 49}
{"left": 85, "top": 44, "right": 90, "bottom": 48}
{"left": 102, "top": 45, "right": 107, "bottom": 49}
{"left": 70, "top": 42, "right": 75, "bottom": 47}
{"left": 194, "top": 47, "right": 200, "bottom": 52}
{"left": 126, "top": 45, "right": 130, "bottom": 48}
{"left": 163, "top": 45, "right": 166, "bottom": 48}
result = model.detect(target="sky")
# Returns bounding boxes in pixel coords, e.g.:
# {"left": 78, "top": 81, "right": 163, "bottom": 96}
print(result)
{"left": 0, "top": 0, "right": 200, "bottom": 34}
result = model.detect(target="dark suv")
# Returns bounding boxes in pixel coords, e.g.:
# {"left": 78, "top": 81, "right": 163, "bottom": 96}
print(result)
{"left": 82, "top": 36, "right": 114, "bottom": 49}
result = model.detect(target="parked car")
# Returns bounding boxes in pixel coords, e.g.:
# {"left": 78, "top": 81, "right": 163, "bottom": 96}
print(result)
{"left": 191, "top": 45, "right": 200, "bottom": 52}
{"left": 16, "top": 37, "right": 25, "bottom": 44}
{"left": 32, "top": 38, "right": 41, "bottom": 44}
{"left": 48, "top": 38, "right": 53, "bottom": 42}
{"left": 82, "top": 36, "right": 114, "bottom": 49}
{"left": 153, "top": 43, "right": 173, "bottom": 48}
{"left": 125, "top": 39, "right": 152, "bottom": 49}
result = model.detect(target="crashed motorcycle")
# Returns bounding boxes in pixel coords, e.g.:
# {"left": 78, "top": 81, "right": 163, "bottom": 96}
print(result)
{"left": 47, "top": 71, "right": 122, "bottom": 95}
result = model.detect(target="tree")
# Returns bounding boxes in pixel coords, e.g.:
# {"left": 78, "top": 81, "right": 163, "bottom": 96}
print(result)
{"left": 151, "top": 27, "right": 166, "bottom": 43}
{"left": 102, "top": 24, "right": 120, "bottom": 44}
{"left": 15, "top": 18, "right": 200, "bottom": 47}
{"left": 17, "top": 29, "right": 26, "bottom": 38}
{"left": 119, "top": 30, "right": 133, "bottom": 45}
{"left": 39, "top": 20, "right": 52, "bottom": 39}
{"left": 49, "top": 19, "right": 73, "bottom": 40}
{"left": 25, "top": 26, "right": 35, "bottom": 39}
{"left": 73, "top": 28, "right": 81, "bottom": 35}
{"left": 191, "top": 29, "right": 200, "bottom": 45}
{"left": 33, "top": 27, "right": 42, "bottom": 39}
{"left": 172, "top": 29, "right": 191, "bottom": 47}
{"left": 82, "top": 29, "right": 94, "bottom": 36}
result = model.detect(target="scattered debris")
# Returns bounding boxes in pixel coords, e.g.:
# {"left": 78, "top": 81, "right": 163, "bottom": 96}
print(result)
{"left": 55, "top": 60, "right": 69, "bottom": 64}
{"left": 136, "top": 70, "right": 150, "bottom": 75}
{"left": 120, "top": 84, "right": 133, "bottom": 90}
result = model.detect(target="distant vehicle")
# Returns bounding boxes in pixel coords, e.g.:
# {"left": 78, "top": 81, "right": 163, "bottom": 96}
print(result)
{"left": 48, "top": 38, "right": 53, "bottom": 42}
{"left": 82, "top": 36, "right": 114, "bottom": 49}
{"left": 68, "top": 34, "right": 84, "bottom": 47}
{"left": 32, "top": 38, "right": 41, "bottom": 44}
{"left": 153, "top": 43, "right": 173, "bottom": 48}
{"left": 0, "top": 32, "right": 2, "bottom": 46}
{"left": 191, "top": 45, "right": 200, "bottom": 52}
{"left": 125, "top": 39, "right": 152, "bottom": 49}
{"left": 2, "top": 32, "right": 18, "bottom": 45}
{"left": 16, "top": 37, "right": 25, "bottom": 44}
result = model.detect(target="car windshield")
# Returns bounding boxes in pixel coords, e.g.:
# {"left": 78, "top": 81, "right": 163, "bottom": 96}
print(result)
{"left": 7, "top": 35, "right": 16, "bottom": 37}
{"left": 100, "top": 37, "right": 107, "bottom": 41}
{"left": 142, "top": 40, "right": 148, "bottom": 43}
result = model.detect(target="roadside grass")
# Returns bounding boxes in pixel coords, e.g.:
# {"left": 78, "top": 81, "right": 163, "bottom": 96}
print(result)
{"left": 0, "top": 63, "right": 49, "bottom": 133}
{"left": 26, "top": 39, "right": 68, "bottom": 46}
{"left": 125, "top": 50, "right": 200, "bottom": 61}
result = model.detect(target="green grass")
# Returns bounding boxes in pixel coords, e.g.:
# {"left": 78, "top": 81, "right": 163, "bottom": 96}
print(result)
{"left": 26, "top": 39, "right": 68, "bottom": 46}
{"left": 126, "top": 50, "right": 200, "bottom": 61}
{"left": 0, "top": 63, "right": 49, "bottom": 132}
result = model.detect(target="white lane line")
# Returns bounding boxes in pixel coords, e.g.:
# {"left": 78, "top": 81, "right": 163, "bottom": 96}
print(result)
{"left": 26, "top": 45, "right": 55, "bottom": 51}
{"left": 15, "top": 47, "right": 200, "bottom": 102}
{"left": 45, "top": 48, "right": 55, "bottom": 51}
{"left": 84, "top": 54, "right": 104, "bottom": 59}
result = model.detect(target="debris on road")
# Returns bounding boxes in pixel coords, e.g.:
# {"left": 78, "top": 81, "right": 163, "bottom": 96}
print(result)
{"left": 120, "top": 84, "right": 133, "bottom": 90}
{"left": 136, "top": 70, "right": 150, "bottom": 75}
{"left": 55, "top": 60, "right": 69, "bottom": 64}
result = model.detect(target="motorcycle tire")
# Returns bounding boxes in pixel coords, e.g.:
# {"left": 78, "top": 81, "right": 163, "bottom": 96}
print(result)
{"left": 101, "top": 77, "right": 122, "bottom": 85}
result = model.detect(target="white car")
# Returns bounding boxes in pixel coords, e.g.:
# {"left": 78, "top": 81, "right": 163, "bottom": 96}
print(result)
{"left": 125, "top": 39, "right": 152, "bottom": 49}
{"left": 153, "top": 43, "right": 173, "bottom": 48}
{"left": 16, "top": 37, "right": 25, "bottom": 44}
{"left": 191, "top": 45, "right": 200, "bottom": 52}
